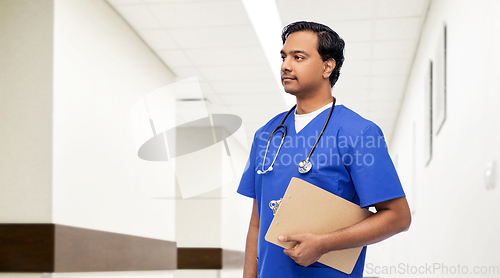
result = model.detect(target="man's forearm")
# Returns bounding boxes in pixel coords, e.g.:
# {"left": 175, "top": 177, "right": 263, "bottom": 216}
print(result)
{"left": 243, "top": 199, "right": 259, "bottom": 278}
{"left": 280, "top": 196, "right": 411, "bottom": 267}
{"left": 319, "top": 197, "right": 411, "bottom": 254}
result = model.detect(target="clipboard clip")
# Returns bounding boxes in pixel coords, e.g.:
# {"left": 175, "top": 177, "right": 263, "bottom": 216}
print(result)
{"left": 269, "top": 198, "right": 282, "bottom": 215}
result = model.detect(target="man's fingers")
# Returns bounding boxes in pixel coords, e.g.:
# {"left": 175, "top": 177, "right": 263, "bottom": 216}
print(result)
{"left": 278, "top": 235, "right": 289, "bottom": 242}
{"left": 283, "top": 247, "right": 297, "bottom": 260}
{"left": 279, "top": 234, "right": 303, "bottom": 242}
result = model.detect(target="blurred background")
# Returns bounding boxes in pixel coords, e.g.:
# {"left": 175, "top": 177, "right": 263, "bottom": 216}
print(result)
{"left": 1, "top": 0, "right": 499, "bottom": 277}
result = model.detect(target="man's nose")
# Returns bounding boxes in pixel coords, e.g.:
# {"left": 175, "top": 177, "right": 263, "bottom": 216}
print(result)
{"left": 281, "top": 57, "right": 292, "bottom": 73}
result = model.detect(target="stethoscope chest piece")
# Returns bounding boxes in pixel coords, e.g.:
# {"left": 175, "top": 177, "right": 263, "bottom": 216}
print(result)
{"left": 298, "top": 160, "right": 312, "bottom": 174}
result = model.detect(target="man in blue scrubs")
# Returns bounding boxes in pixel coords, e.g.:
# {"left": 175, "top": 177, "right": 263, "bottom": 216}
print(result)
{"left": 237, "top": 21, "right": 412, "bottom": 278}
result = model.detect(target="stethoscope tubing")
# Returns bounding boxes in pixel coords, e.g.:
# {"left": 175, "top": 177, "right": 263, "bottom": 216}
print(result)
{"left": 305, "top": 97, "right": 336, "bottom": 163}
{"left": 257, "top": 97, "right": 336, "bottom": 174}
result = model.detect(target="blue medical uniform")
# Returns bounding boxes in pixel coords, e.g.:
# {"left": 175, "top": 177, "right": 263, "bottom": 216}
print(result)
{"left": 237, "top": 105, "right": 406, "bottom": 278}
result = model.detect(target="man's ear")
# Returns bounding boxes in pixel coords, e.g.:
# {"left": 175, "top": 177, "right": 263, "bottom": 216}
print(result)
{"left": 323, "top": 58, "right": 336, "bottom": 79}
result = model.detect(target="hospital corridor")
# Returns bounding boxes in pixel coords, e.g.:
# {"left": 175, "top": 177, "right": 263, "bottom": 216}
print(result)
{"left": 0, "top": 0, "right": 499, "bottom": 277}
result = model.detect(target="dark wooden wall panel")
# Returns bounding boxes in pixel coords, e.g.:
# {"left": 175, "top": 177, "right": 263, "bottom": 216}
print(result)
{"left": 177, "top": 248, "right": 222, "bottom": 269}
{"left": 54, "top": 224, "right": 177, "bottom": 272}
{"left": 0, "top": 224, "right": 243, "bottom": 272}
{"left": 0, "top": 224, "right": 176, "bottom": 272}
{"left": 0, "top": 224, "right": 54, "bottom": 272}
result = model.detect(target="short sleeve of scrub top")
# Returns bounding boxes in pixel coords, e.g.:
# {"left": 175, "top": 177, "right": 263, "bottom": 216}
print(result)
{"left": 337, "top": 121, "right": 406, "bottom": 208}
{"left": 237, "top": 127, "right": 261, "bottom": 199}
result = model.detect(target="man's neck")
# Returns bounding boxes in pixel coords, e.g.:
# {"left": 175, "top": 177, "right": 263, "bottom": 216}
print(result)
{"left": 295, "top": 92, "right": 334, "bottom": 115}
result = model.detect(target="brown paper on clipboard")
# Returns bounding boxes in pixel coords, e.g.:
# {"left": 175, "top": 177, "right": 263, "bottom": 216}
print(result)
{"left": 265, "top": 177, "right": 373, "bottom": 274}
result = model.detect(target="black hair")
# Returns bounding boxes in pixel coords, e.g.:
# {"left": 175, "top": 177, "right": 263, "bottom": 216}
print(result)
{"left": 281, "top": 21, "right": 345, "bottom": 88}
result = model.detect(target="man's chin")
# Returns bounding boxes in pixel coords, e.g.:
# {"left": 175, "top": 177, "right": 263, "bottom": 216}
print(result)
{"left": 283, "top": 87, "right": 299, "bottom": 96}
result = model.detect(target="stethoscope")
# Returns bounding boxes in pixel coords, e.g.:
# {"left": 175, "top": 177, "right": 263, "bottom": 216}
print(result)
{"left": 257, "top": 97, "right": 336, "bottom": 175}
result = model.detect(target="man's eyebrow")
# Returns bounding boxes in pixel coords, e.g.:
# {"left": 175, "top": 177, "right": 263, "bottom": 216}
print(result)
{"left": 280, "top": 50, "right": 310, "bottom": 56}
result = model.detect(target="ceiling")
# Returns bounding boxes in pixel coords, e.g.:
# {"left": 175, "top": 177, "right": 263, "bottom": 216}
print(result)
{"left": 107, "top": 0, "right": 431, "bottom": 146}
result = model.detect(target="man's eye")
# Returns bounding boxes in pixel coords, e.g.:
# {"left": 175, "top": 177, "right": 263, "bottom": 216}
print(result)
{"left": 296, "top": 56, "right": 303, "bottom": 60}
{"left": 281, "top": 56, "right": 286, "bottom": 61}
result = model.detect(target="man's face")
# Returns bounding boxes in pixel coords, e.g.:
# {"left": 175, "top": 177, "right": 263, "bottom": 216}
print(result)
{"left": 280, "top": 31, "right": 329, "bottom": 96}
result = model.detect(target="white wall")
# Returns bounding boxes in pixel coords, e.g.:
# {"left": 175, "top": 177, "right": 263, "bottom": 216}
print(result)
{"left": 366, "top": 0, "right": 500, "bottom": 277}
{"left": 52, "top": 0, "right": 177, "bottom": 241}
{"left": 0, "top": 0, "right": 252, "bottom": 276}
{"left": 0, "top": 0, "right": 53, "bottom": 223}
{"left": 1, "top": 1, "right": 178, "bottom": 276}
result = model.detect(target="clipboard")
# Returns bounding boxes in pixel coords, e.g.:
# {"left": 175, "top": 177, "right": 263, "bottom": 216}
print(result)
{"left": 265, "top": 177, "right": 373, "bottom": 274}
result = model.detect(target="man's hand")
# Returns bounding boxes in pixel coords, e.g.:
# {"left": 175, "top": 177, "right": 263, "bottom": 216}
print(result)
{"left": 277, "top": 197, "right": 411, "bottom": 269}
{"left": 279, "top": 233, "right": 325, "bottom": 267}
